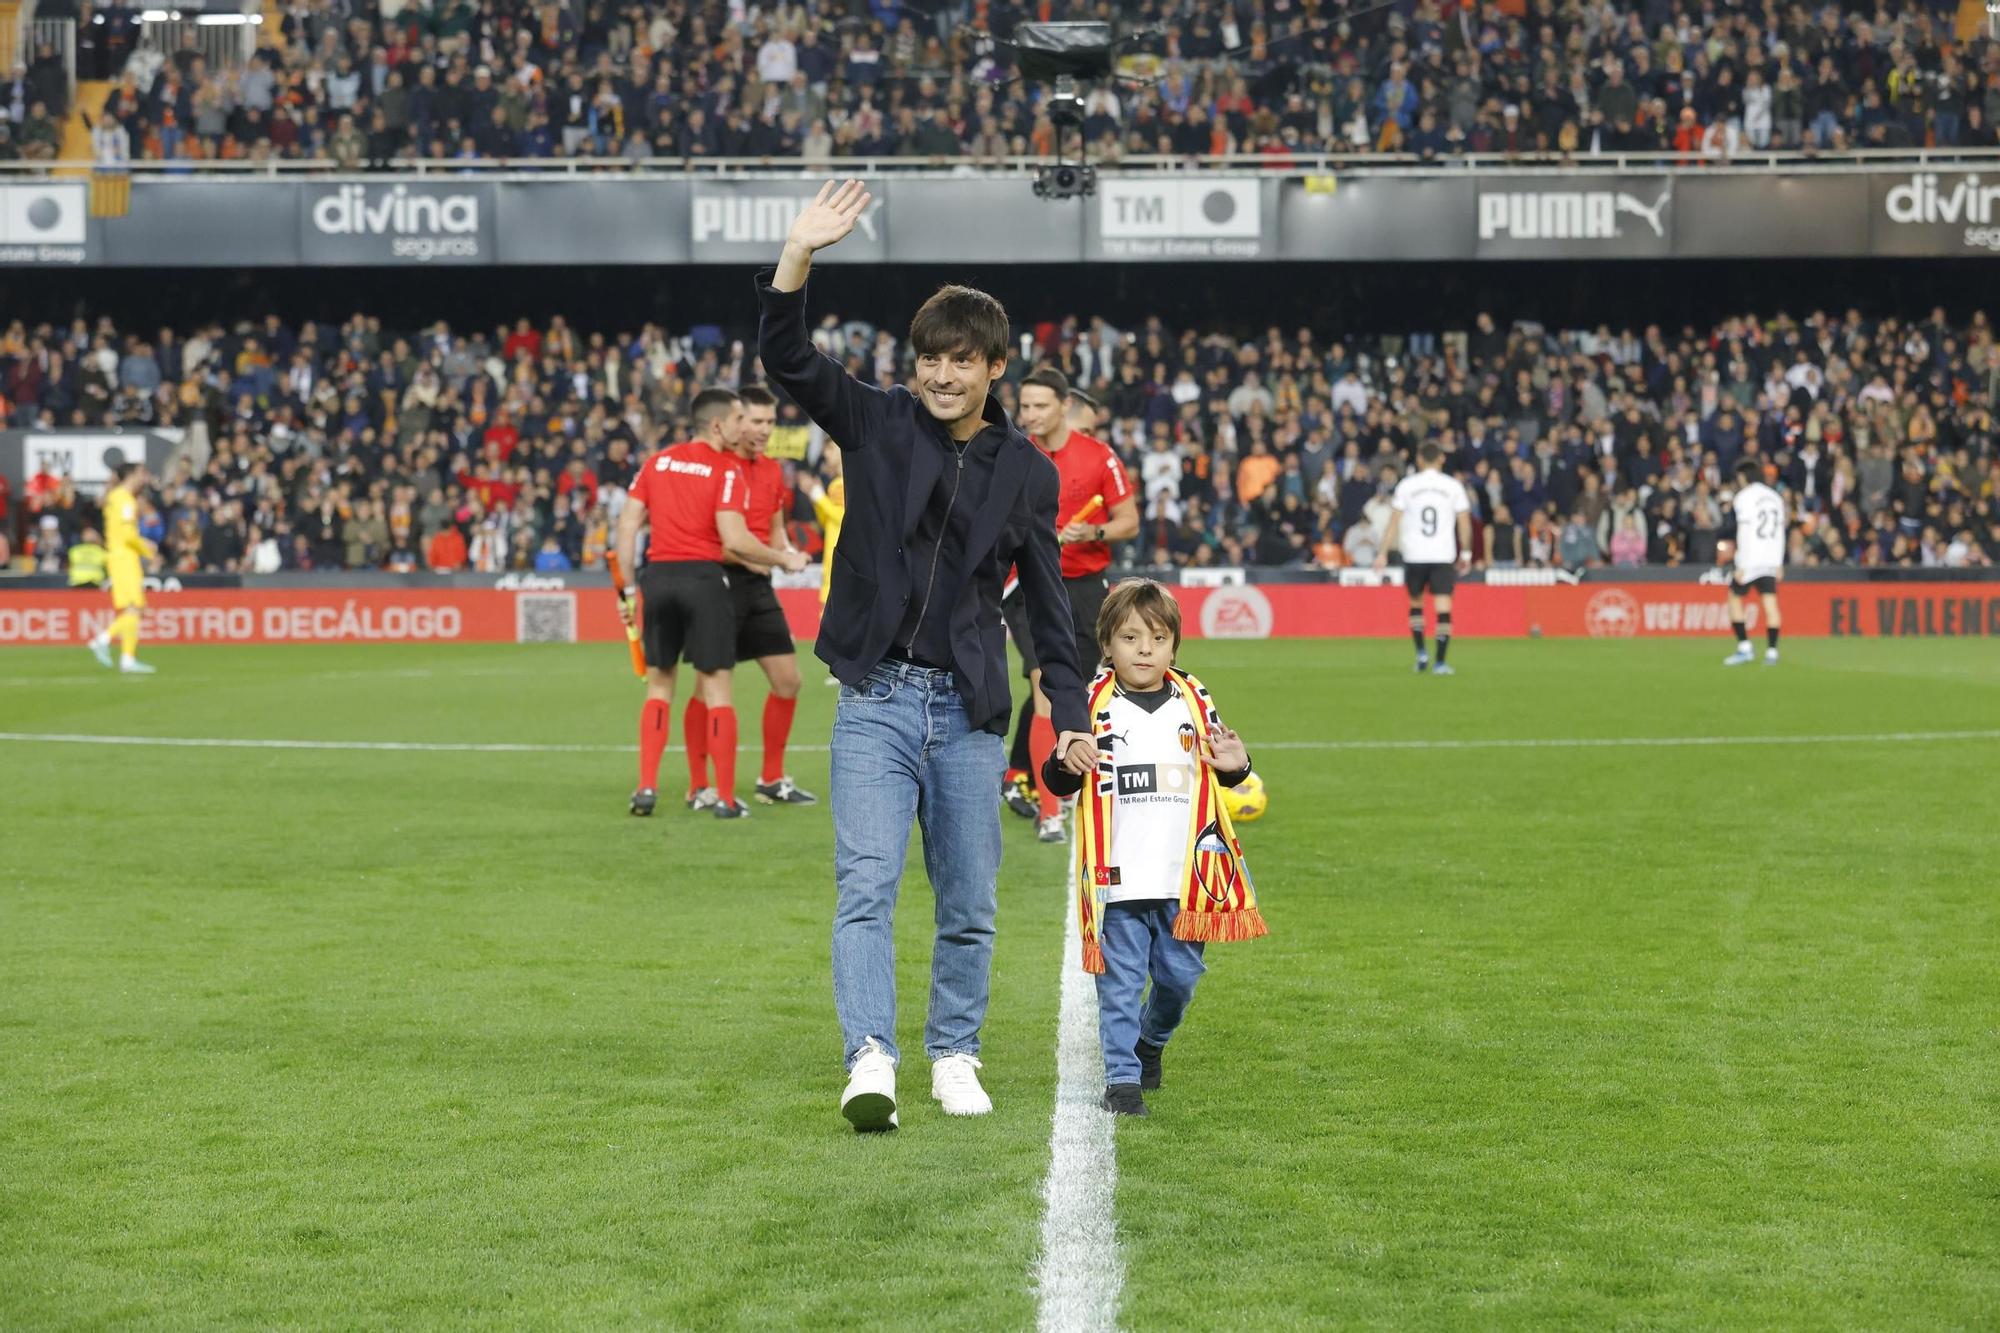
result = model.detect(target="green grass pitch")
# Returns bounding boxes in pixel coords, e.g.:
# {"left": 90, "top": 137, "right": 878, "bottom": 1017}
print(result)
{"left": 3, "top": 637, "right": 1997, "bottom": 1328}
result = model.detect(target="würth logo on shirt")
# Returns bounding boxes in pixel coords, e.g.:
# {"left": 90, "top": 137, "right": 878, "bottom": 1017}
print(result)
{"left": 660, "top": 457, "right": 714, "bottom": 477}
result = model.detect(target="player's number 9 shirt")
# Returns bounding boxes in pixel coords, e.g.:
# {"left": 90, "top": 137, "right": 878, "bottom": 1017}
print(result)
{"left": 1390, "top": 468, "right": 1471, "bottom": 564}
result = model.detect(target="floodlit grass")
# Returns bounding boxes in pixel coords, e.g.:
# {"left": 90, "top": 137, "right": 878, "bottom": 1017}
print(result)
{"left": 3, "top": 637, "right": 1996, "bottom": 1328}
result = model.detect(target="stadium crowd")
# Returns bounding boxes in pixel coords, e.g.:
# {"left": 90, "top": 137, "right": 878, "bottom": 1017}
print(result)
{"left": 36, "top": 0, "right": 2000, "bottom": 167}
{"left": 6, "top": 300, "right": 1999, "bottom": 578}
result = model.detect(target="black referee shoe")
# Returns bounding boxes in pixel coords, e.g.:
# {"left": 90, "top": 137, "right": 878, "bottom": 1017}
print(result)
{"left": 1101, "top": 1084, "right": 1148, "bottom": 1117}
{"left": 1135, "top": 1039, "right": 1164, "bottom": 1091}
{"left": 629, "top": 787, "right": 657, "bottom": 817}
{"left": 755, "top": 777, "right": 817, "bottom": 805}
{"left": 712, "top": 798, "right": 751, "bottom": 820}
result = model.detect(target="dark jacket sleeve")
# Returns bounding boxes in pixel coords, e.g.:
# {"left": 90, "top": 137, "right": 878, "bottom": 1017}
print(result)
{"left": 1041, "top": 750, "right": 1087, "bottom": 799}
{"left": 754, "top": 269, "right": 882, "bottom": 450}
{"left": 1016, "top": 460, "right": 1089, "bottom": 736}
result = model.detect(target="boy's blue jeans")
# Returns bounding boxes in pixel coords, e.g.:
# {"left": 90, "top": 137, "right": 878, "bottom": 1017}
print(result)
{"left": 1094, "top": 900, "right": 1206, "bottom": 1086}
{"left": 830, "top": 660, "right": 1004, "bottom": 1069}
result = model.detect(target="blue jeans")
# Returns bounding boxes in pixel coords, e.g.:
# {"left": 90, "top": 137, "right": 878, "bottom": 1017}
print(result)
{"left": 1094, "top": 900, "right": 1206, "bottom": 1086}
{"left": 830, "top": 660, "right": 1005, "bottom": 1069}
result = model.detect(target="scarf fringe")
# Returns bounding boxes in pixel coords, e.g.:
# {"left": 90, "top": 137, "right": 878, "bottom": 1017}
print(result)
{"left": 1172, "top": 906, "right": 1269, "bottom": 944}
{"left": 1081, "top": 937, "right": 1106, "bottom": 975}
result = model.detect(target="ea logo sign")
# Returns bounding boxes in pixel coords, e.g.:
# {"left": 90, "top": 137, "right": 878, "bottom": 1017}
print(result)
{"left": 1584, "top": 589, "right": 1640, "bottom": 638}
{"left": 1199, "top": 585, "right": 1273, "bottom": 640}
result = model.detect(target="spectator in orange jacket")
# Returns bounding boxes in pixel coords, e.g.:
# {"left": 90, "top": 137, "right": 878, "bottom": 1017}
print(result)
{"left": 427, "top": 524, "right": 468, "bottom": 571}
{"left": 1236, "top": 438, "right": 1280, "bottom": 504}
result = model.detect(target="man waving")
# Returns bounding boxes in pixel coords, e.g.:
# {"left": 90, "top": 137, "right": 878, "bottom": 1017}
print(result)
{"left": 756, "top": 180, "right": 1095, "bottom": 1132}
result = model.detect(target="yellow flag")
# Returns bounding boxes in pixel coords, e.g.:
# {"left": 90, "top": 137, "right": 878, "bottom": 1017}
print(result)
{"left": 766, "top": 426, "right": 810, "bottom": 461}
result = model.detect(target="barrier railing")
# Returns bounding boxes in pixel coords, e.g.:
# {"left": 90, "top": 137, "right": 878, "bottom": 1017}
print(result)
{"left": 2, "top": 146, "right": 1999, "bottom": 179}
{"left": 137, "top": 10, "right": 259, "bottom": 75}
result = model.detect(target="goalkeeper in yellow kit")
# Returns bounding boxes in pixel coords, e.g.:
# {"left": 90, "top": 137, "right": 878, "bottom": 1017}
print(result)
{"left": 86, "top": 462, "right": 159, "bottom": 674}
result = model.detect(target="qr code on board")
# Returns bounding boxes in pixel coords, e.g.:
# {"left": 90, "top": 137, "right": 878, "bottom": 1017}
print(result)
{"left": 516, "top": 593, "right": 577, "bottom": 644}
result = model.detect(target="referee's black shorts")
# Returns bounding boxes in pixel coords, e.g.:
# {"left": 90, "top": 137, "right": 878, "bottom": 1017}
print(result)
{"left": 1405, "top": 563, "right": 1458, "bottom": 598}
{"left": 729, "top": 570, "right": 796, "bottom": 662}
{"left": 641, "top": 561, "right": 736, "bottom": 673}
{"left": 1064, "top": 572, "right": 1110, "bottom": 677}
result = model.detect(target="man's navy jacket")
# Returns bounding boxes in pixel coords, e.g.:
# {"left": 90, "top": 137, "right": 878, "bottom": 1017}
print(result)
{"left": 756, "top": 270, "right": 1088, "bottom": 738}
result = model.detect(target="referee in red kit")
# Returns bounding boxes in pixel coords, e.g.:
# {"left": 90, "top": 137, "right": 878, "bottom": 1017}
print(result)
{"left": 719, "top": 384, "right": 816, "bottom": 806}
{"left": 1006, "top": 366, "right": 1138, "bottom": 840}
{"left": 615, "top": 387, "right": 807, "bottom": 820}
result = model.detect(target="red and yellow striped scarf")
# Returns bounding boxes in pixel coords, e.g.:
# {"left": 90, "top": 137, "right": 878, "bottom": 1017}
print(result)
{"left": 1076, "top": 666, "right": 1269, "bottom": 975}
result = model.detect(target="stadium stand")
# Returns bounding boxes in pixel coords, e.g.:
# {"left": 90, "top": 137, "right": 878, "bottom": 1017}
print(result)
{"left": 10, "top": 0, "right": 1994, "bottom": 166}
{"left": 5, "top": 304, "right": 1997, "bottom": 576}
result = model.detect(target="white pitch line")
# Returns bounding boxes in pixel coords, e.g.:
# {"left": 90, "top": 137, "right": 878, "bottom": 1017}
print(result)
{"left": 1032, "top": 854, "right": 1124, "bottom": 1333}
{"left": 1257, "top": 728, "right": 2000, "bottom": 752}
{"left": 0, "top": 731, "right": 637, "bottom": 754}
{"left": 2, "top": 729, "right": 1997, "bottom": 757}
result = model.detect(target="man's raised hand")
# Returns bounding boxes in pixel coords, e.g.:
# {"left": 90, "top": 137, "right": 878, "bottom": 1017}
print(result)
{"left": 787, "top": 179, "right": 872, "bottom": 255}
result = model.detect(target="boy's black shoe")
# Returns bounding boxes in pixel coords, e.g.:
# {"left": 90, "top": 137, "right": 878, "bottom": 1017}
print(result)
{"left": 1134, "top": 1039, "right": 1163, "bottom": 1091}
{"left": 1003, "top": 774, "right": 1038, "bottom": 820}
{"left": 1101, "top": 1083, "right": 1148, "bottom": 1117}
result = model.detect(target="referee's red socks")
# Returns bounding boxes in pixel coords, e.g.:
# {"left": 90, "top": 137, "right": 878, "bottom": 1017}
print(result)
{"left": 709, "top": 707, "right": 739, "bottom": 805}
{"left": 1030, "top": 712, "right": 1059, "bottom": 819}
{"left": 638, "top": 698, "right": 670, "bottom": 791}
{"left": 683, "top": 699, "right": 709, "bottom": 796}
{"left": 762, "top": 694, "right": 797, "bottom": 784}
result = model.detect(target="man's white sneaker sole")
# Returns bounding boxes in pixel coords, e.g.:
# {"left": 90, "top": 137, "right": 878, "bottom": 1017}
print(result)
{"left": 842, "top": 1043, "right": 899, "bottom": 1132}
{"left": 841, "top": 1088, "right": 898, "bottom": 1131}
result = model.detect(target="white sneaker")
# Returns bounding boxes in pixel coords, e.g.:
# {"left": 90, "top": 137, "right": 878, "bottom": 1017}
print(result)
{"left": 88, "top": 636, "right": 113, "bottom": 669}
{"left": 1037, "top": 815, "right": 1066, "bottom": 844}
{"left": 1722, "top": 646, "right": 1754, "bottom": 667}
{"left": 931, "top": 1052, "right": 993, "bottom": 1116}
{"left": 841, "top": 1038, "right": 898, "bottom": 1132}
{"left": 118, "top": 657, "right": 157, "bottom": 675}
{"left": 1763, "top": 649, "right": 1779, "bottom": 666}
{"left": 685, "top": 786, "right": 719, "bottom": 812}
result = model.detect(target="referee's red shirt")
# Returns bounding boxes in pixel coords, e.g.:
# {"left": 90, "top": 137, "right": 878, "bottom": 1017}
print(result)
{"left": 735, "top": 453, "right": 790, "bottom": 549}
{"left": 628, "top": 440, "right": 747, "bottom": 563}
{"left": 1045, "top": 430, "right": 1133, "bottom": 579}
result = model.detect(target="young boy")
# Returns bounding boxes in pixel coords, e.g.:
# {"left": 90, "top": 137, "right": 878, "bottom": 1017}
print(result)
{"left": 1041, "top": 579, "right": 1268, "bottom": 1117}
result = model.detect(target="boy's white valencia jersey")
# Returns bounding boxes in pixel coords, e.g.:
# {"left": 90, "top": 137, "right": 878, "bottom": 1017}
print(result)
{"left": 1390, "top": 467, "right": 1471, "bottom": 564}
{"left": 1730, "top": 480, "right": 1787, "bottom": 578}
{"left": 1100, "top": 686, "right": 1207, "bottom": 905}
